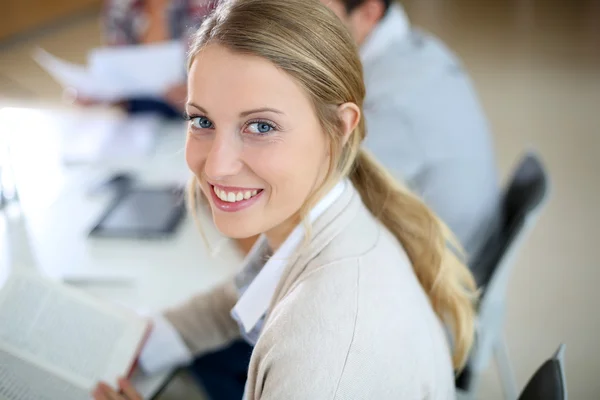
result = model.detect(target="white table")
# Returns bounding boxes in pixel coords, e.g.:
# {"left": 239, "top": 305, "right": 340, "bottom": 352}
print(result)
{"left": 0, "top": 107, "right": 242, "bottom": 398}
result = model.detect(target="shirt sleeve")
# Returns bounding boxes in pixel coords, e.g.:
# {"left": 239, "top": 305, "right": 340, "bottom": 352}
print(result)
{"left": 138, "top": 314, "right": 192, "bottom": 375}
{"left": 163, "top": 278, "right": 242, "bottom": 356}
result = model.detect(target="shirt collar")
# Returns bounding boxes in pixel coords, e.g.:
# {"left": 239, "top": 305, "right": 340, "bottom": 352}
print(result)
{"left": 231, "top": 180, "right": 347, "bottom": 334}
{"left": 360, "top": 3, "right": 411, "bottom": 66}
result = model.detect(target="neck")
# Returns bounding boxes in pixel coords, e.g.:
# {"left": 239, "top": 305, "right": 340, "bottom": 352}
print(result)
{"left": 264, "top": 214, "right": 300, "bottom": 252}
{"left": 264, "top": 188, "right": 327, "bottom": 251}
{"left": 359, "top": 4, "right": 411, "bottom": 62}
{"left": 265, "top": 176, "right": 340, "bottom": 251}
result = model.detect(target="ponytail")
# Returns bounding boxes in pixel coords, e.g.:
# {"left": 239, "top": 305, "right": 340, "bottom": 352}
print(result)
{"left": 350, "top": 148, "right": 477, "bottom": 370}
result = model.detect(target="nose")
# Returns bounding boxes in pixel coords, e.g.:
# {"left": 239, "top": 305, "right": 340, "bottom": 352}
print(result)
{"left": 203, "top": 131, "right": 244, "bottom": 181}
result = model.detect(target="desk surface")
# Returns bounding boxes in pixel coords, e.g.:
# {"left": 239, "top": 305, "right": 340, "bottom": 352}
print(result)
{"left": 0, "top": 107, "right": 242, "bottom": 398}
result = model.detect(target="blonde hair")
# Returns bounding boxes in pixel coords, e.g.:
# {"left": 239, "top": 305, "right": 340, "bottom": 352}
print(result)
{"left": 187, "top": 0, "right": 477, "bottom": 369}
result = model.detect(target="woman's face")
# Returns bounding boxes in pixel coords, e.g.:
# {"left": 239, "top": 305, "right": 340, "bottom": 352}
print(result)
{"left": 185, "top": 44, "right": 330, "bottom": 244}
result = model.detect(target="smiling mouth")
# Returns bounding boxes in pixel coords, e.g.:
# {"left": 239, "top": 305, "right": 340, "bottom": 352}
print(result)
{"left": 211, "top": 185, "right": 264, "bottom": 203}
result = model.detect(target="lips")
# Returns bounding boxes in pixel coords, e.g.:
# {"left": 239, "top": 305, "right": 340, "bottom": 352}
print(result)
{"left": 208, "top": 184, "right": 264, "bottom": 212}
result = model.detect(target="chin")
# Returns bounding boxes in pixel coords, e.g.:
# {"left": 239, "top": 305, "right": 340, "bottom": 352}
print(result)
{"left": 212, "top": 214, "right": 260, "bottom": 239}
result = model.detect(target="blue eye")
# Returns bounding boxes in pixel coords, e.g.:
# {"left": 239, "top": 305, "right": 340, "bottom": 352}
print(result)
{"left": 190, "top": 116, "right": 213, "bottom": 129}
{"left": 247, "top": 121, "right": 274, "bottom": 135}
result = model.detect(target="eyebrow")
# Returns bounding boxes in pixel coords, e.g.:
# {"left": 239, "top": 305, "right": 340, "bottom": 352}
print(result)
{"left": 186, "top": 103, "right": 285, "bottom": 117}
{"left": 240, "top": 107, "right": 284, "bottom": 117}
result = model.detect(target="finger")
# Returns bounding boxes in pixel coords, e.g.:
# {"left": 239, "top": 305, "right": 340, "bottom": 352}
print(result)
{"left": 118, "top": 378, "right": 142, "bottom": 400}
{"left": 92, "top": 385, "right": 107, "bottom": 400}
{"left": 62, "top": 87, "right": 78, "bottom": 104}
{"left": 97, "top": 382, "right": 124, "bottom": 400}
{"left": 92, "top": 382, "right": 112, "bottom": 400}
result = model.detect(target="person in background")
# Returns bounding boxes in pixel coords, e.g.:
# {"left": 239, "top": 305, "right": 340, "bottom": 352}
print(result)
{"left": 73, "top": 0, "right": 217, "bottom": 117}
{"left": 323, "top": 0, "right": 500, "bottom": 261}
{"left": 92, "top": 0, "right": 477, "bottom": 399}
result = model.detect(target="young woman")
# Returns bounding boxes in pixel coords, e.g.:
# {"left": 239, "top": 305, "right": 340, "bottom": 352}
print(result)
{"left": 94, "top": 0, "right": 477, "bottom": 398}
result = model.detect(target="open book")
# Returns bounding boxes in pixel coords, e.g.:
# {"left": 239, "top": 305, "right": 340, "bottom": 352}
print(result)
{"left": 0, "top": 271, "right": 150, "bottom": 400}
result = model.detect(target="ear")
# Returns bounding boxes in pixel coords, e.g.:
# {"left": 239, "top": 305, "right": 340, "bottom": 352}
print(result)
{"left": 337, "top": 102, "right": 361, "bottom": 145}
{"left": 361, "top": 0, "right": 386, "bottom": 23}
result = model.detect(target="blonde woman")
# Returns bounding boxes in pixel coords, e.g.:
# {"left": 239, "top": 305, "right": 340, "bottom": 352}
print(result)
{"left": 93, "top": 0, "right": 477, "bottom": 398}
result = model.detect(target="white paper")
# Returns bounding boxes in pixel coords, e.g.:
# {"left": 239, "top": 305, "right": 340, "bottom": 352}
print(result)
{"left": 0, "top": 271, "right": 148, "bottom": 395}
{"left": 61, "top": 116, "right": 159, "bottom": 164}
{"left": 33, "top": 41, "right": 185, "bottom": 102}
{"left": 33, "top": 48, "right": 117, "bottom": 99}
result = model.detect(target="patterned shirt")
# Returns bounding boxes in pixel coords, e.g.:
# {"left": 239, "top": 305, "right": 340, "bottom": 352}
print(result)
{"left": 103, "top": 0, "right": 217, "bottom": 45}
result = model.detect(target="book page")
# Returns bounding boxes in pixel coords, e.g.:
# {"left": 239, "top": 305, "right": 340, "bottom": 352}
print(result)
{"left": 0, "top": 272, "right": 149, "bottom": 392}
{"left": 0, "top": 348, "right": 90, "bottom": 400}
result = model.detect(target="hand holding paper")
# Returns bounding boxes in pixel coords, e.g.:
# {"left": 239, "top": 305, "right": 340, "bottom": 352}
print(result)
{"left": 33, "top": 41, "right": 186, "bottom": 103}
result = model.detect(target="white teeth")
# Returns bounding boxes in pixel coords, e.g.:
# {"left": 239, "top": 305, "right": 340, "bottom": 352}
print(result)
{"left": 213, "top": 187, "right": 260, "bottom": 203}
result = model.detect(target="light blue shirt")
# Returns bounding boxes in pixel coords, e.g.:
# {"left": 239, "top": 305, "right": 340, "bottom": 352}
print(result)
{"left": 360, "top": 5, "right": 500, "bottom": 258}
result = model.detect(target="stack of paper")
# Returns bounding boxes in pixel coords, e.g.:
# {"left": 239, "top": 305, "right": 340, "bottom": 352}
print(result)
{"left": 61, "top": 115, "right": 160, "bottom": 164}
{"left": 33, "top": 41, "right": 185, "bottom": 102}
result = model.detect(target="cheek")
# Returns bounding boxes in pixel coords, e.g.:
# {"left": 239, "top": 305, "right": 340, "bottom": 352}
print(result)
{"left": 185, "top": 136, "right": 208, "bottom": 176}
{"left": 248, "top": 131, "right": 328, "bottom": 202}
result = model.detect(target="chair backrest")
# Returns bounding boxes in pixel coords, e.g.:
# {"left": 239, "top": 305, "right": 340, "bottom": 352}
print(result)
{"left": 476, "top": 152, "right": 549, "bottom": 338}
{"left": 472, "top": 152, "right": 550, "bottom": 296}
{"left": 519, "top": 344, "right": 568, "bottom": 400}
{"left": 456, "top": 152, "right": 550, "bottom": 390}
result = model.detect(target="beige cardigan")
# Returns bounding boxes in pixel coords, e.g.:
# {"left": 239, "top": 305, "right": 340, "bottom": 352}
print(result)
{"left": 165, "top": 183, "right": 456, "bottom": 399}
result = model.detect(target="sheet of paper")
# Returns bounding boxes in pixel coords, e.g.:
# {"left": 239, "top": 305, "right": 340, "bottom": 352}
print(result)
{"left": 61, "top": 116, "right": 160, "bottom": 164}
{"left": 88, "top": 41, "right": 185, "bottom": 96}
{"left": 33, "top": 48, "right": 119, "bottom": 101}
{"left": 33, "top": 41, "right": 185, "bottom": 102}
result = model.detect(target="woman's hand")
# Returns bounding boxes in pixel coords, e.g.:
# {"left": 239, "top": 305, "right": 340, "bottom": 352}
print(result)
{"left": 92, "top": 378, "right": 142, "bottom": 400}
{"left": 63, "top": 87, "right": 105, "bottom": 107}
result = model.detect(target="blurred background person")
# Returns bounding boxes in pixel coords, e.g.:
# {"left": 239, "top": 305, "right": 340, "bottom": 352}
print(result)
{"left": 73, "top": 0, "right": 217, "bottom": 117}
{"left": 323, "top": 0, "right": 500, "bottom": 260}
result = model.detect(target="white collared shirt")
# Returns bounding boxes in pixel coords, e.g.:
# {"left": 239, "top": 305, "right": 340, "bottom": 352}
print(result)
{"left": 231, "top": 180, "right": 346, "bottom": 343}
{"left": 139, "top": 180, "right": 346, "bottom": 374}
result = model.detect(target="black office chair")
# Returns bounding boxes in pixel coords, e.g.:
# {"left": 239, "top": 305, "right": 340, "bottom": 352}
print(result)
{"left": 519, "top": 344, "right": 567, "bottom": 400}
{"left": 456, "top": 152, "right": 550, "bottom": 399}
